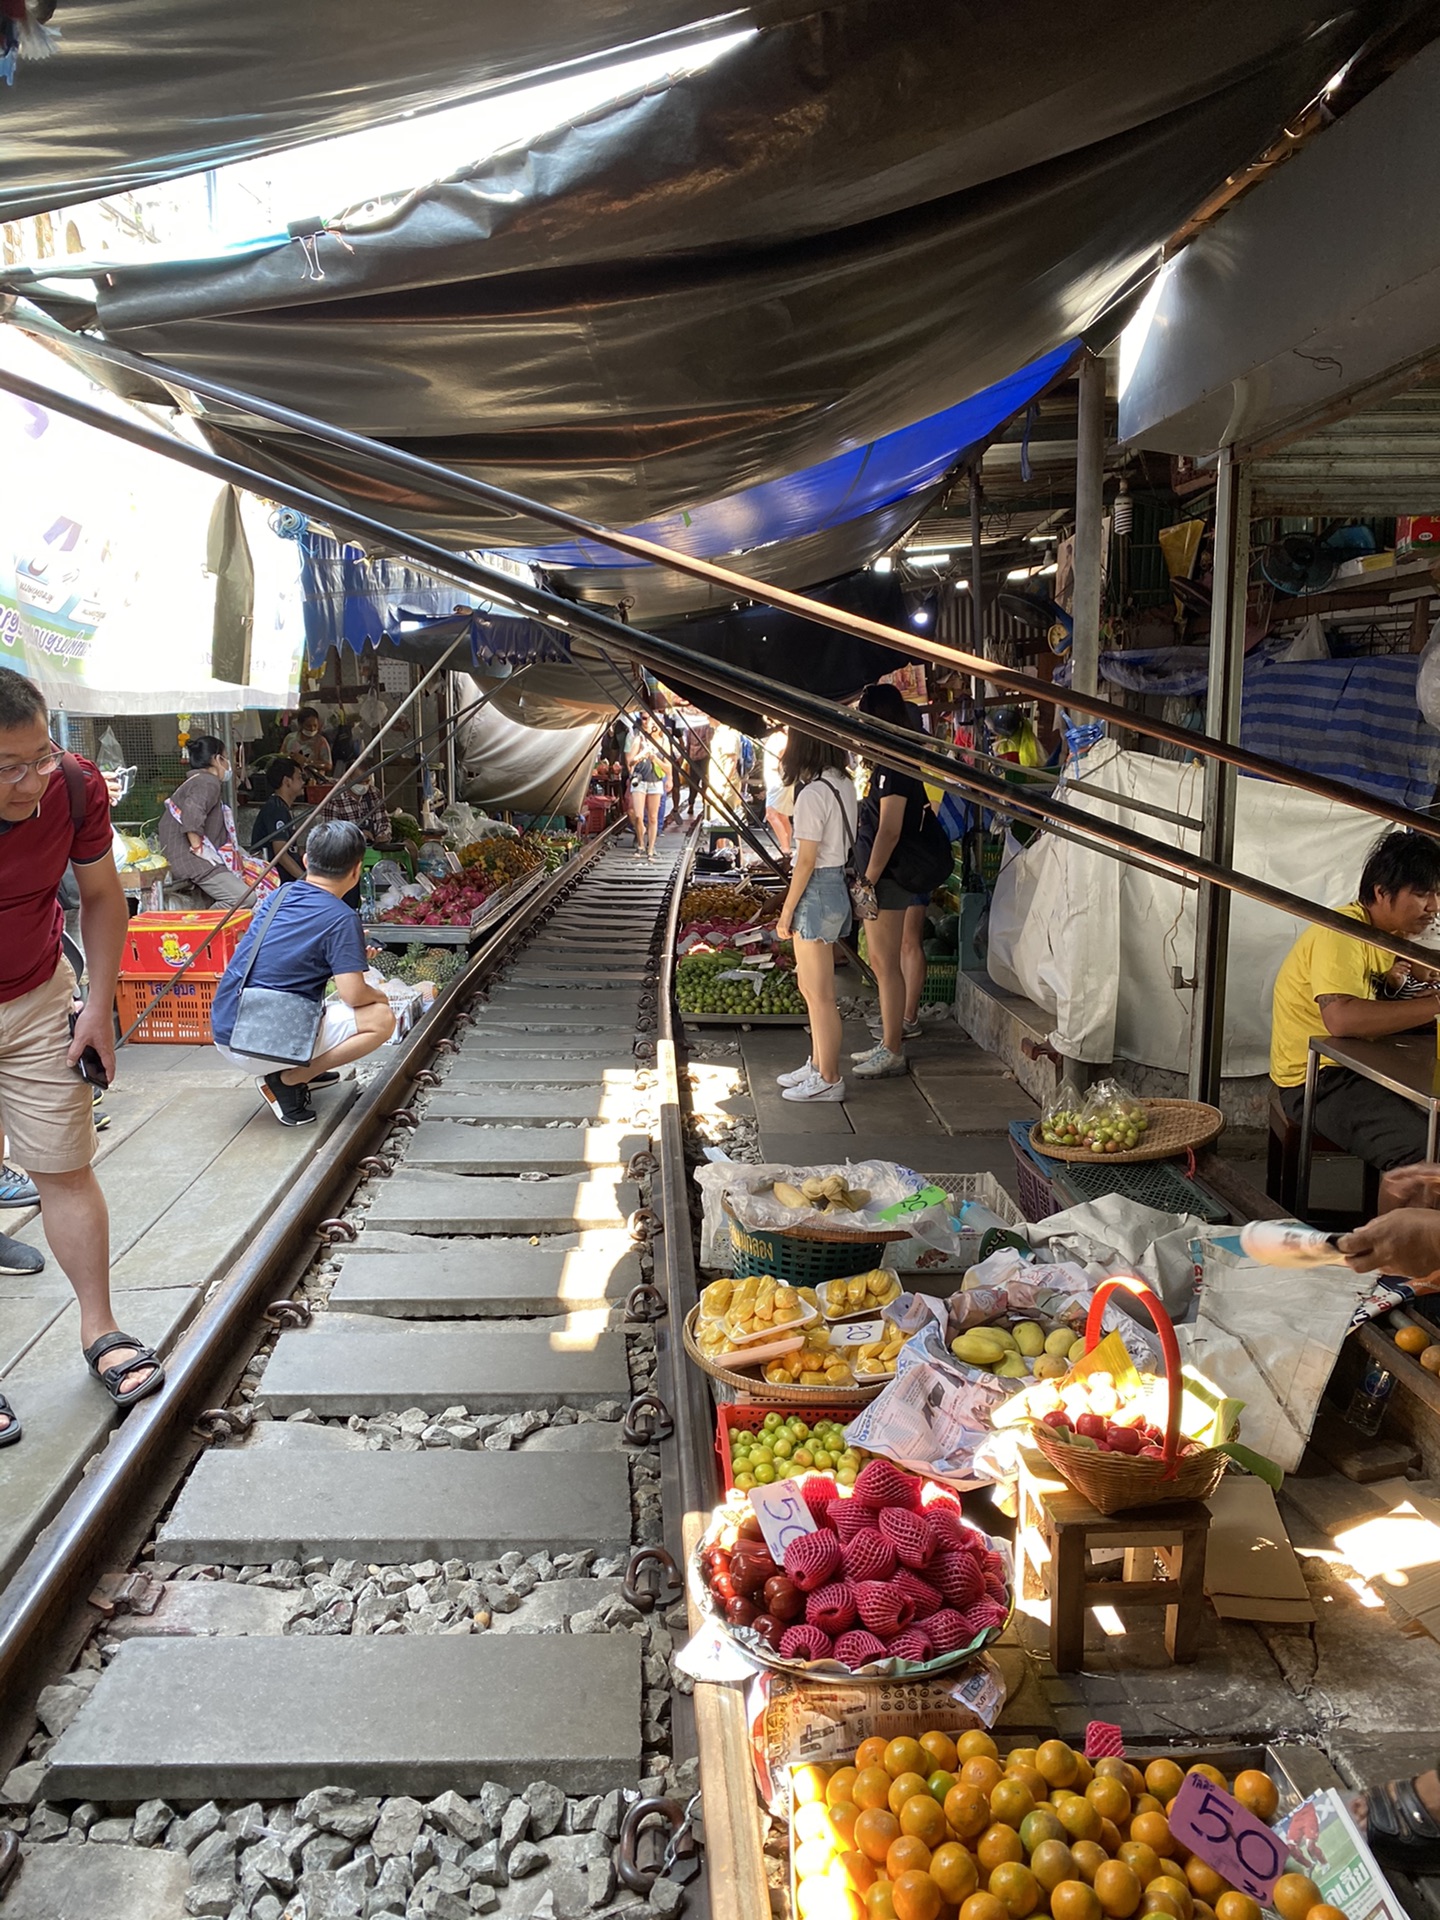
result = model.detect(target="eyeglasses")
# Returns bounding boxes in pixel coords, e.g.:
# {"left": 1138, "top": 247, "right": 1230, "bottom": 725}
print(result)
{"left": 0, "top": 742, "right": 62, "bottom": 788}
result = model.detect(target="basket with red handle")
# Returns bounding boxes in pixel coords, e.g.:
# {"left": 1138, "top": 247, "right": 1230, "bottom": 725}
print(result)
{"left": 1028, "top": 1275, "right": 1230, "bottom": 1515}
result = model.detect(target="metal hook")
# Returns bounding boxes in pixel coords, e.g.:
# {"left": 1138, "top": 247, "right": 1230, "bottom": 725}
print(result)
{"left": 622, "top": 1390, "right": 674, "bottom": 1445}
{"left": 621, "top": 1543, "right": 682, "bottom": 1612}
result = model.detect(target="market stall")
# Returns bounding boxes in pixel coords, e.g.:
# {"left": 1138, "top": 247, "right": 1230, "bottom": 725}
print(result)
{"left": 678, "top": 1136, "right": 1417, "bottom": 1920}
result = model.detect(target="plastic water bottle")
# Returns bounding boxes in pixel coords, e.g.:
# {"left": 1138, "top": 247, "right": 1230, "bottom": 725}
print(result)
{"left": 1239, "top": 1221, "right": 1344, "bottom": 1267}
{"left": 1346, "top": 1362, "right": 1397, "bottom": 1438}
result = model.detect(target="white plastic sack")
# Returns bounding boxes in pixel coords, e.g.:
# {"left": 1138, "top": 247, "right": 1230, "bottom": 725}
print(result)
{"left": 1178, "top": 1235, "right": 1371, "bottom": 1472}
{"left": 1028, "top": 1193, "right": 1204, "bottom": 1321}
{"left": 987, "top": 743, "right": 1383, "bottom": 1071}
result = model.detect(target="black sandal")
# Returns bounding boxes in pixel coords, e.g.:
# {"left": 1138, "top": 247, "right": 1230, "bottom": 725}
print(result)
{"left": 0, "top": 1392, "right": 20, "bottom": 1447}
{"left": 1359, "top": 1777, "right": 1440, "bottom": 1872}
{"left": 83, "top": 1331, "right": 165, "bottom": 1409}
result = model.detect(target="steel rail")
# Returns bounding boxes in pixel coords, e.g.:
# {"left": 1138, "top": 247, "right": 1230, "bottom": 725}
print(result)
{"left": 0, "top": 826, "right": 624, "bottom": 1726}
{"left": 4, "top": 357, "right": 1439, "bottom": 975}
{"left": 5, "top": 299, "right": 1436, "bottom": 844}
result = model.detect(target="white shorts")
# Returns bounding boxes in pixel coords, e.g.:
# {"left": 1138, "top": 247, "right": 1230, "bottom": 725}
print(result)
{"left": 214, "top": 999, "right": 358, "bottom": 1074}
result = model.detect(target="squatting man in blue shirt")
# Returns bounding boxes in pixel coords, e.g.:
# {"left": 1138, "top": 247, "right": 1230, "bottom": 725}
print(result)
{"left": 210, "top": 820, "right": 395, "bottom": 1127}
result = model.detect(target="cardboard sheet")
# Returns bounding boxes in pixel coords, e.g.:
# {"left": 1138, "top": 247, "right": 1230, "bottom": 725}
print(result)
{"left": 1204, "top": 1478, "right": 1315, "bottom": 1624}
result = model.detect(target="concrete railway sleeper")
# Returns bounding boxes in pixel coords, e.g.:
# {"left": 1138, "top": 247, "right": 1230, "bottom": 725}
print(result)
{"left": 0, "top": 826, "right": 713, "bottom": 1920}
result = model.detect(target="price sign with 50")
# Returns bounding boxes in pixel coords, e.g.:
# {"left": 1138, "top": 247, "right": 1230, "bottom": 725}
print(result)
{"left": 1170, "top": 1772, "right": 1291, "bottom": 1903}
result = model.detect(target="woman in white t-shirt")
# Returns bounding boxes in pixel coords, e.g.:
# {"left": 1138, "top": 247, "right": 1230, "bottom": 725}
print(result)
{"left": 773, "top": 733, "right": 857, "bottom": 1102}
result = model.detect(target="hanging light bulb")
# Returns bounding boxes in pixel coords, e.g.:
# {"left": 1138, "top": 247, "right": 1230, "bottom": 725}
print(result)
{"left": 1112, "top": 478, "right": 1133, "bottom": 538}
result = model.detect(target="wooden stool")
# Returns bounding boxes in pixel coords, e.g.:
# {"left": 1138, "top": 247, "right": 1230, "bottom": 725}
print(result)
{"left": 1018, "top": 1467, "right": 1211, "bottom": 1673}
{"left": 1267, "top": 1094, "right": 1380, "bottom": 1214}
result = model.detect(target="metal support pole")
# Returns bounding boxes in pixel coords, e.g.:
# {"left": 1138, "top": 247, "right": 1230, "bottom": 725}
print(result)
{"left": 220, "top": 714, "right": 235, "bottom": 803}
{"left": 1071, "top": 348, "right": 1106, "bottom": 699}
{"left": 442, "top": 674, "right": 459, "bottom": 811}
{"left": 1187, "top": 446, "right": 1250, "bottom": 1103}
{"left": 968, "top": 470, "right": 987, "bottom": 661}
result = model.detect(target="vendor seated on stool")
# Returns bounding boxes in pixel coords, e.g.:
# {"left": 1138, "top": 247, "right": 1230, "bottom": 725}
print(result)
{"left": 1271, "top": 831, "right": 1440, "bottom": 1171}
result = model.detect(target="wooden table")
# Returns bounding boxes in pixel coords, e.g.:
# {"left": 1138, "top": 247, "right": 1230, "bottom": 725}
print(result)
{"left": 1297, "top": 1029, "right": 1440, "bottom": 1214}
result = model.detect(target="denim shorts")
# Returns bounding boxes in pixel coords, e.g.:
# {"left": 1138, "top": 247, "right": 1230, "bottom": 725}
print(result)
{"left": 792, "top": 865, "right": 852, "bottom": 942}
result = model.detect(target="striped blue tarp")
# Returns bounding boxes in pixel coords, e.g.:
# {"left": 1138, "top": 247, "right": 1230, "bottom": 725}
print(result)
{"left": 1240, "top": 655, "right": 1440, "bottom": 811}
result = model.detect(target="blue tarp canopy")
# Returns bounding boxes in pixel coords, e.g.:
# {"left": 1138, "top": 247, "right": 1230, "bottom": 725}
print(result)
{"left": 524, "top": 343, "right": 1077, "bottom": 572}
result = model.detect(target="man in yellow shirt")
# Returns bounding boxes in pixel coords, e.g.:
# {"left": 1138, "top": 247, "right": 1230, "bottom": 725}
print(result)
{"left": 1271, "top": 831, "right": 1440, "bottom": 1169}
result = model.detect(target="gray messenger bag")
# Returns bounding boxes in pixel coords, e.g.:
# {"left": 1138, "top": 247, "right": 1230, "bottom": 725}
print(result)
{"left": 225, "top": 889, "right": 324, "bottom": 1066}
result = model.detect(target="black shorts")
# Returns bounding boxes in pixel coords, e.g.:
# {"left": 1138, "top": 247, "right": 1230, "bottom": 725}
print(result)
{"left": 874, "top": 876, "right": 929, "bottom": 913}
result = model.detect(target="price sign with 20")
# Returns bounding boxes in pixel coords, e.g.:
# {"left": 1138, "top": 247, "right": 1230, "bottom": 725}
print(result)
{"left": 1170, "top": 1773, "right": 1290, "bottom": 1903}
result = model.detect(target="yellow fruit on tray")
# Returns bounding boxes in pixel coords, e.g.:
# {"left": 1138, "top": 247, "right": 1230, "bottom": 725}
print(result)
{"left": 1422, "top": 1345, "right": 1440, "bottom": 1373}
{"left": 1394, "top": 1323, "right": 1430, "bottom": 1353}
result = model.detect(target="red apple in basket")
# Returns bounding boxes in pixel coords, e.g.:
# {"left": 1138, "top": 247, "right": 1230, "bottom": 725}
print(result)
{"left": 1075, "top": 1413, "right": 1108, "bottom": 1443}
{"left": 1104, "top": 1423, "right": 1143, "bottom": 1455}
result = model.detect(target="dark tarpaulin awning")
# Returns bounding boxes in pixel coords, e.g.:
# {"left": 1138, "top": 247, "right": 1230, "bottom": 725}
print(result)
{"left": 13, "top": 0, "right": 1387, "bottom": 595}
{"left": 0, "top": 0, "right": 815, "bottom": 221}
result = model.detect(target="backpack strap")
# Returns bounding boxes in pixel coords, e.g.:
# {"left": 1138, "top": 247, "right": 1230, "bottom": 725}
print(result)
{"left": 60, "top": 753, "right": 87, "bottom": 833}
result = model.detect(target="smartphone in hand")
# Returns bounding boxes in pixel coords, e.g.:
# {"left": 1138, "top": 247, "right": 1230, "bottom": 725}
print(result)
{"left": 67, "top": 1011, "right": 110, "bottom": 1089}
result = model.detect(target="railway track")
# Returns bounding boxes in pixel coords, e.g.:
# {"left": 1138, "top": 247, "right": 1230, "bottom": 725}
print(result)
{"left": 0, "top": 827, "right": 713, "bottom": 1920}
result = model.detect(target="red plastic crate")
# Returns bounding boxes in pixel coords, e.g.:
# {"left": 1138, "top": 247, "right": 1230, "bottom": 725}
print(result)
{"left": 715, "top": 1403, "right": 859, "bottom": 1494}
{"left": 115, "top": 974, "right": 218, "bottom": 1045}
{"left": 122, "top": 910, "right": 251, "bottom": 978}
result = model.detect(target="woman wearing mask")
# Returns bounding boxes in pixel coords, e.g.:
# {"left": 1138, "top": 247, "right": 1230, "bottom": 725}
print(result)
{"left": 157, "top": 736, "right": 252, "bottom": 907}
{"left": 851, "top": 683, "right": 941, "bottom": 1079}
{"left": 774, "top": 733, "right": 857, "bottom": 1102}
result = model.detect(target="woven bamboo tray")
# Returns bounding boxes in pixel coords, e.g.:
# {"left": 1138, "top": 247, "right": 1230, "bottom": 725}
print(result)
{"left": 1029, "top": 1276, "right": 1230, "bottom": 1514}
{"left": 1030, "top": 1097, "right": 1223, "bottom": 1165}
{"left": 682, "top": 1306, "right": 885, "bottom": 1408}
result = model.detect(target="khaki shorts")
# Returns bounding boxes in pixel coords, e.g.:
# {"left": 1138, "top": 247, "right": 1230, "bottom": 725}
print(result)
{"left": 0, "top": 959, "right": 96, "bottom": 1175}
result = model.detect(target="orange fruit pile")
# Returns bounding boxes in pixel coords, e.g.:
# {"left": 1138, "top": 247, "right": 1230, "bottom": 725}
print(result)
{"left": 790, "top": 1737, "right": 1323, "bottom": 1920}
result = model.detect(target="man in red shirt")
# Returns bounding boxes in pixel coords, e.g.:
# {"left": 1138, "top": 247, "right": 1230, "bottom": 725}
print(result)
{"left": 0, "top": 670, "right": 163, "bottom": 1447}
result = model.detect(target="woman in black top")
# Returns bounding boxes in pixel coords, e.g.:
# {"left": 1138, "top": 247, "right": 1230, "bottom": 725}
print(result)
{"left": 852, "top": 683, "right": 932, "bottom": 1077}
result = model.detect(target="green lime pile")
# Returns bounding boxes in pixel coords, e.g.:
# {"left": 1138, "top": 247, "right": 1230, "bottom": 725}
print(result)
{"left": 729, "top": 1412, "right": 868, "bottom": 1491}
{"left": 677, "top": 950, "right": 805, "bottom": 1016}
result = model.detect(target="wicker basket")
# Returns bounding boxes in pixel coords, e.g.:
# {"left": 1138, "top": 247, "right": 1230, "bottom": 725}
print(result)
{"left": 723, "top": 1195, "right": 908, "bottom": 1286}
{"left": 1029, "top": 1276, "right": 1230, "bottom": 1514}
{"left": 682, "top": 1306, "right": 885, "bottom": 1408}
{"left": 1030, "top": 1098, "right": 1224, "bottom": 1166}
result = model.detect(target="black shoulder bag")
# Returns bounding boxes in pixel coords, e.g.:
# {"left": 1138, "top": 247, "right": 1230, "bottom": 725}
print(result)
{"left": 225, "top": 889, "right": 326, "bottom": 1065}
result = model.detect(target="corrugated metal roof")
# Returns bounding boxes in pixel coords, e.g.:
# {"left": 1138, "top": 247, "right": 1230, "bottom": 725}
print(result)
{"left": 1249, "top": 376, "right": 1440, "bottom": 514}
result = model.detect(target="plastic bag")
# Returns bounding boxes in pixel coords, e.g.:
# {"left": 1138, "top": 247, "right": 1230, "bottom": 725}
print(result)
{"left": 1038, "top": 1079, "right": 1088, "bottom": 1152}
{"left": 843, "top": 1324, "right": 1009, "bottom": 1485}
{"left": 692, "top": 1161, "right": 963, "bottom": 1272}
{"left": 1072, "top": 1077, "right": 1151, "bottom": 1155}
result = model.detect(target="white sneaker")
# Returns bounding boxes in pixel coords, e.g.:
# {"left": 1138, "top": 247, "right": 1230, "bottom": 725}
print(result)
{"left": 776, "top": 1058, "right": 815, "bottom": 1087}
{"left": 851, "top": 1042, "right": 886, "bottom": 1064}
{"left": 867, "top": 1016, "right": 922, "bottom": 1040}
{"left": 852, "top": 1045, "right": 907, "bottom": 1079}
{"left": 782, "top": 1069, "right": 847, "bottom": 1102}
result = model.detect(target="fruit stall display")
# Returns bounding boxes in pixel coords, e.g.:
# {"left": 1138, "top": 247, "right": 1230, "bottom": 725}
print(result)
{"left": 784, "top": 1733, "right": 1337, "bottom": 1920}
{"left": 690, "top": 1278, "right": 865, "bottom": 1391}
{"left": 694, "top": 1461, "right": 1010, "bottom": 1676}
{"left": 374, "top": 831, "right": 576, "bottom": 930}
{"left": 950, "top": 1319, "right": 1086, "bottom": 1384}
{"left": 678, "top": 948, "right": 806, "bottom": 1017}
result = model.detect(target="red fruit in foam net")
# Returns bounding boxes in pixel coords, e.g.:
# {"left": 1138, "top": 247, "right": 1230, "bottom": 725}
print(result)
{"left": 782, "top": 1530, "right": 843, "bottom": 1592}
{"left": 802, "top": 1478, "right": 843, "bottom": 1530}
{"left": 924, "top": 1500, "right": 968, "bottom": 1548}
{"left": 885, "top": 1626, "right": 934, "bottom": 1664}
{"left": 931, "top": 1550, "right": 984, "bottom": 1609}
{"left": 779, "top": 1623, "right": 834, "bottom": 1662}
{"left": 854, "top": 1580, "right": 916, "bottom": 1636}
{"left": 834, "top": 1628, "right": 888, "bottom": 1669}
{"left": 925, "top": 1607, "right": 977, "bottom": 1653}
{"left": 841, "top": 1528, "right": 898, "bottom": 1584}
{"left": 852, "top": 1459, "right": 916, "bottom": 1513}
{"left": 806, "top": 1580, "right": 858, "bottom": 1635}
{"left": 983, "top": 1549, "right": 1006, "bottom": 1581}
{"left": 834, "top": 1499, "right": 877, "bottom": 1544}
{"left": 977, "top": 1597, "right": 1008, "bottom": 1629}
{"left": 984, "top": 1573, "right": 1009, "bottom": 1607}
{"left": 878, "top": 1507, "right": 940, "bottom": 1570}
{"left": 892, "top": 1569, "right": 942, "bottom": 1620}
